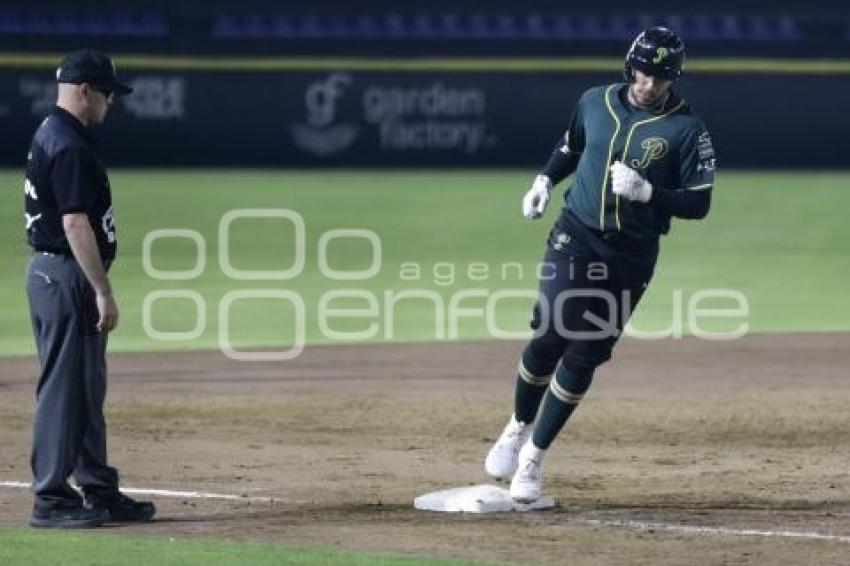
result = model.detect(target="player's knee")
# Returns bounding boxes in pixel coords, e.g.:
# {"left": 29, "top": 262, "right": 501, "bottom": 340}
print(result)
{"left": 529, "top": 302, "right": 543, "bottom": 331}
{"left": 528, "top": 300, "right": 563, "bottom": 341}
{"left": 526, "top": 323, "right": 568, "bottom": 357}
{"left": 561, "top": 350, "right": 610, "bottom": 377}
{"left": 553, "top": 364, "right": 594, "bottom": 396}
{"left": 520, "top": 342, "right": 562, "bottom": 382}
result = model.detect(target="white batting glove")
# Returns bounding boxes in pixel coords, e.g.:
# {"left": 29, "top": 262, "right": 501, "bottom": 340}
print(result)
{"left": 522, "top": 174, "right": 552, "bottom": 219}
{"left": 610, "top": 161, "right": 653, "bottom": 203}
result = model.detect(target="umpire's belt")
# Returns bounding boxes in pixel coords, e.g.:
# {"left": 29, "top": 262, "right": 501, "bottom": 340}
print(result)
{"left": 33, "top": 246, "right": 73, "bottom": 256}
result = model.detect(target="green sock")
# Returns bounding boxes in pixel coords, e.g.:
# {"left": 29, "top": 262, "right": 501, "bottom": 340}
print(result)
{"left": 514, "top": 375, "right": 549, "bottom": 424}
{"left": 514, "top": 360, "right": 552, "bottom": 424}
{"left": 532, "top": 366, "right": 593, "bottom": 449}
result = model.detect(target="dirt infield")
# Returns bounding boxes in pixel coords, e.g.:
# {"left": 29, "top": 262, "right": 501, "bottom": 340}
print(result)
{"left": 1, "top": 334, "right": 849, "bottom": 565}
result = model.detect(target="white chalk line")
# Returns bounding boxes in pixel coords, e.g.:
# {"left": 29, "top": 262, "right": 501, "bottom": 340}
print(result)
{"left": 0, "top": 481, "right": 274, "bottom": 504}
{"left": 2, "top": 480, "right": 849, "bottom": 543}
{"left": 575, "top": 518, "right": 850, "bottom": 544}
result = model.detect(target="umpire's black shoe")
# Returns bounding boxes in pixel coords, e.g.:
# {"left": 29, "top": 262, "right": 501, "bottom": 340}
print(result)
{"left": 84, "top": 491, "right": 156, "bottom": 523}
{"left": 30, "top": 502, "right": 107, "bottom": 529}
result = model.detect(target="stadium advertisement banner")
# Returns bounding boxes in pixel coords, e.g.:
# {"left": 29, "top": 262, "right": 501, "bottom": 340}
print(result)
{"left": 1, "top": 69, "right": 845, "bottom": 167}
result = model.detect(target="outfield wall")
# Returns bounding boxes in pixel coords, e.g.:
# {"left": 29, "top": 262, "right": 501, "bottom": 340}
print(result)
{"left": 2, "top": 57, "right": 847, "bottom": 168}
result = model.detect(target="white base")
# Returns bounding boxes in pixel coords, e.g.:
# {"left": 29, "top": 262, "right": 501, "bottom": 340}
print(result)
{"left": 414, "top": 484, "right": 556, "bottom": 513}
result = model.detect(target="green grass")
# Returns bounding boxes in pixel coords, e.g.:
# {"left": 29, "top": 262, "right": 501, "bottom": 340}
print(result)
{"left": 0, "top": 527, "right": 499, "bottom": 566}
{"left": 2, "top": 169, "right": 848, "bottom": 356}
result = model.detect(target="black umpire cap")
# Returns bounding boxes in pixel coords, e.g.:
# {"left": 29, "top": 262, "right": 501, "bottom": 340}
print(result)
{"left": 56, "top": 49, "right": 133, "bottom": 96}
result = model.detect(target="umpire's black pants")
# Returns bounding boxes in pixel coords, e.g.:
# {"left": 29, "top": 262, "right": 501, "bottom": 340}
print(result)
{"left": 26, "top": 252, "right": 118, "bottom": 508}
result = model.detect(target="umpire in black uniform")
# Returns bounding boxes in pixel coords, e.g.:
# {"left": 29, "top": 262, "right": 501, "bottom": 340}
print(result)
{"left": 24, "top": 50, "right": 155, "bottom": 528}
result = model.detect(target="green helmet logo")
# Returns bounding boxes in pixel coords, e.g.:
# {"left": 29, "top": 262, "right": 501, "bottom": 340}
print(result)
{"left": 652, "top": 47, "right": 669, "bottom": 64}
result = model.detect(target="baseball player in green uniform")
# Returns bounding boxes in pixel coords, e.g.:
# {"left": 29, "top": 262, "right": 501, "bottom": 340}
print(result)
{"left": 485, "top": 27, "right": 716, "bottom": 502}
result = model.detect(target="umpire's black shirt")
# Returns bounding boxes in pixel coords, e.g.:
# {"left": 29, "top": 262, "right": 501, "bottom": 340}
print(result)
{"left": 24, "top": 106, "right": 117, "bottom": 263}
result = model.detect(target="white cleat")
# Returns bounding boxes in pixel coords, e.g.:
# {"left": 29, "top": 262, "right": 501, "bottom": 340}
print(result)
{"left": 510, "top": 440, "right": 545, "bottom": 503}
{"left": 485, "top": 414, "right": 534, "bottom": 480}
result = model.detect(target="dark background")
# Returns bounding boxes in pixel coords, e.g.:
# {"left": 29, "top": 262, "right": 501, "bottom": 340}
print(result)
{"left": 1, "top": 1, "right": 847, "bottom": 167}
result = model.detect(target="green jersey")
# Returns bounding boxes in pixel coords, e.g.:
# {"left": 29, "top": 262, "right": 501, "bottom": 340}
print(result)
{"left": 557, "top": 83, "right": 715, "bottom": 239}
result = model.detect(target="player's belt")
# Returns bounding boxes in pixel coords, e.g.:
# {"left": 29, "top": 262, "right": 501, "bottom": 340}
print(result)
{"left": 562, "top": 210, "right": 658, "bottom": 255}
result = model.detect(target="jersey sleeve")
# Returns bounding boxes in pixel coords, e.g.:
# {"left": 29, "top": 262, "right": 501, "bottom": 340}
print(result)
{"left": 557, "top": 93, "right": 587, "bottom": 156}
{"left": 677, "top": 123, "right": 715, "bottom": 191}
{"left": 50, "top": 146, "right": 97, "bottom": 215}
{"left": 541, "top": 91, "right": 589, "bottom": 183}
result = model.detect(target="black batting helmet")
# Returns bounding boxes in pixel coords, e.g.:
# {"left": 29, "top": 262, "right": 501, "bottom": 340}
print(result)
{"left": 624, "top": 26, "right": 685, "bottom": 82}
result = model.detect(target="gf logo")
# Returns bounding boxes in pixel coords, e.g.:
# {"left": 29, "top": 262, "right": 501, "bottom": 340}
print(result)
{"left": 305, "top": 73, "right": 351, "bottom": 128}
{"left": 290, "top": 73, "right": 359, "bottom": 156}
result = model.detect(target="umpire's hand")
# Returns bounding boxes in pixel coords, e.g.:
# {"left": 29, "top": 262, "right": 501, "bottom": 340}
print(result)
{"left": 96, "top": 291, "right": 119, "bottom": 333}
{"left": 522, "top": 174, "right": 552, "bottom": 219}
